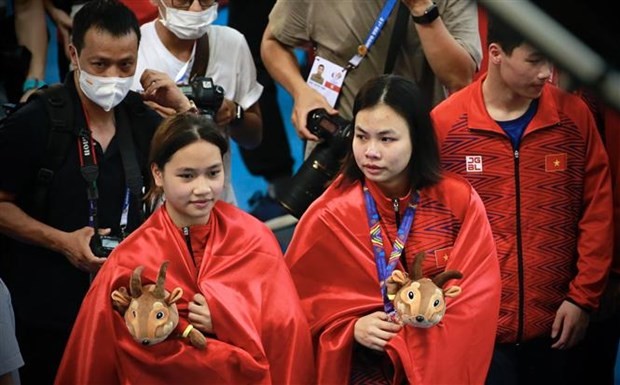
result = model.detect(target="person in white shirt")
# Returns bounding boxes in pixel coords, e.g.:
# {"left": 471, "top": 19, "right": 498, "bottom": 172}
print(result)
{"left": 133, "top": 0, "right": 263, "bottom": 205}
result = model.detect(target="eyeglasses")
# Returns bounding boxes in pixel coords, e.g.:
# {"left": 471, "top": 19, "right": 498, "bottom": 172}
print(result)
{"left": 170, "top": 0, "right": 215, "bottom": 10}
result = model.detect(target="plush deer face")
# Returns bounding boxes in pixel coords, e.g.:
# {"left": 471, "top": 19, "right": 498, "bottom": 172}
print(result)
{"left": 387, "top": 252, "right": 463, "bottom": 328}
{"left": 111, "top": 261, "right": 183, "bottom": 346}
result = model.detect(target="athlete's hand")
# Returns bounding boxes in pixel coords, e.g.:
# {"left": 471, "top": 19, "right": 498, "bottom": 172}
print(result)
{"left": 354, "top": 311, "right": 402, "bottom": 351}
{"left": 551, "top": 300, "right": 589, "bottom": 349}
{"left": 188, "top": 293, "right": 214, "bottom": 334}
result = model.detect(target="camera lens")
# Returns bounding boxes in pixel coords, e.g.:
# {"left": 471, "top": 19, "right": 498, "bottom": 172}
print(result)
{"left": 279, "top": 142, "right": 343, "bottom": 218}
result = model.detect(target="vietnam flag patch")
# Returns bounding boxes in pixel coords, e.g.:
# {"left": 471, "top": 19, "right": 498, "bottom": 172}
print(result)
{"left": 545, "top": 153, "right": 567, "bottom": 172}
{"left": 434, "top": 247, "right": 453, "bottom": 267}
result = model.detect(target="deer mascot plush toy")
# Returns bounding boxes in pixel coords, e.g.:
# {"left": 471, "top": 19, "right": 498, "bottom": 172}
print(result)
{"left": 111, "top": 261, "right": 207, "bottom": 349}
{"left": 387, "top": 252, "right": 463, "bottom": 328}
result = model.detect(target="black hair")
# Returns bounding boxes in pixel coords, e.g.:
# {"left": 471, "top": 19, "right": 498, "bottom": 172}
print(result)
{"left": 340, "top": 74, "right": 442, "bottom": 191}
{"left": 72, "top": 0, "right": 141, "bottom": 53}
{"left": 486, "top": 14, "right": 525, "bottom": 55}
{"left": 145, "top": 113, "right": 229, "bottom": 204}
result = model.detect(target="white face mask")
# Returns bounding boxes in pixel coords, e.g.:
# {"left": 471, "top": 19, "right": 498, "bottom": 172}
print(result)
{"left": 77, "top": 65, "right": 134, "bottom": 112}
{"left": 159, "top": 3, "right": 218, "bottom": 40}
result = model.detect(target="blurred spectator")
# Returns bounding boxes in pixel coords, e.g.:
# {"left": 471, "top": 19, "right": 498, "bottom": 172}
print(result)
{"left": 228, "top": 0, "right": 293, "bottom": 221}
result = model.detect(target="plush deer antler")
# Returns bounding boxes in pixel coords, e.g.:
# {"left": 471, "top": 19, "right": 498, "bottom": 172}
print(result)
{"left": 111, "top": 261, "right": 207, "bottom": 349}
{"left": 387, "top": 252, "right": 463, "bottom": 328}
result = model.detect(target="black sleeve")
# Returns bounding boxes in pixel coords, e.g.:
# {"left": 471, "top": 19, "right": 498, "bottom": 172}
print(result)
{"left": 0, "top": 99, "right": 49, "bottom": 196}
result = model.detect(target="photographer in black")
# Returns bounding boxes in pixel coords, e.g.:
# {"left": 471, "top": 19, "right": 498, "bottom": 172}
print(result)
{"left": 0, "top": 1, "right": 196, "bottom": 383}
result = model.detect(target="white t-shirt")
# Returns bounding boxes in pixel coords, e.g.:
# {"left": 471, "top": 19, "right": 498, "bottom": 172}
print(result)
{"left": 134, "top": 21, "right": 264, "bottom": 205}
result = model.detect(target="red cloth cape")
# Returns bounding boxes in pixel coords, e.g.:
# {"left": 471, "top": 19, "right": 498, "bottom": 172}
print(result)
{"left": 285, "top": 174, "right": 501, "bottom": 385}
{"left": 55, "top": 203, "right": 315, "bottom": 385}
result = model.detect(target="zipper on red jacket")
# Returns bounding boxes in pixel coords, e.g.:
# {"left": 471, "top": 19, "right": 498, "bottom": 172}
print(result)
{"left": 182, "top": 226, "right": 196, "bottom": 266}
{"left": 514, "top": 149, "right": 525, "bottom": 343}
{"left": 393, "top": 198, "right": 401, "bottom": 227}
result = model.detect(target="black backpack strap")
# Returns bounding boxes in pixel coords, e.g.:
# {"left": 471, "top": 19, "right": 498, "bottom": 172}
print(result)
{"left": 30, "top": 85, "right": 74, "bottom": 218}
{"left": 384, "top": 2, "right": 410, "bottom": 74}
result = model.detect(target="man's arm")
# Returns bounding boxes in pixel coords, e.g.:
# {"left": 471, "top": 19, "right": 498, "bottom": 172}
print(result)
{"left": 261, "top": 24, "right": 335, "bottom": 141}
{"left": 0, "top": 191, "right": 105, "bottom": 272}
{"left": 227, "top": 100, "right": 262, "bottom": 150}
{"left": 404, "top": 0, "right": 479, "bottom": 92}
{"left": 140, "top": 69, "right": 202, "bottom": 116}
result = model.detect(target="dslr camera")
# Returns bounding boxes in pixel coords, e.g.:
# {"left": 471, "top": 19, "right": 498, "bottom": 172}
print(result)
{"left": 279, "top": 108, "right": 352, "bottom": 219}
{"left": 90, "top": 233, "right": 122, "bottom": 258}
{"left": 178, "top": 76, "right": 225, "bottom": 118}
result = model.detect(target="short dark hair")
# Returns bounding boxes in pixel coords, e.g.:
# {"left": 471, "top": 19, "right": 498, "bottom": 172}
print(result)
{"left": 145, "top": 113, "right": 229, "bottom": 204}
{"left": 72, "top": 0, "right": 140, "bottom": 53}
{"left": 486, "top": 15, "right": 525, "bottom": 55}
{"left": 340, "top": 74, "right": 442, "bottom": 190}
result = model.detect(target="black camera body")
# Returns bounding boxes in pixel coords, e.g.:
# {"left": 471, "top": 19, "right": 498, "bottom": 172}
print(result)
{"left": 179, "top": 76, "right": 225, "bottom": 118}
{"left": 90, "top": 233, "right": 122, "bottom": 258}
{"left": 306, "top": 108, "right": 352, "bottom": 141}
{"left": 279, "top": 109, "right": 352, "bottom": 219}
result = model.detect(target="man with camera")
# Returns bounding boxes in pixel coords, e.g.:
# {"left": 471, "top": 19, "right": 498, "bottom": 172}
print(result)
{"left": 132, "top": 0, "right": 263, "bottom": 205}
{"left": 261, "top": 0, "right": 482, "bottom": 141}
{"left": 0, "top": 1, "right": 195, "bottom": 383}
{"left": 262, "top": 0, "right": 482, "bottom": 218}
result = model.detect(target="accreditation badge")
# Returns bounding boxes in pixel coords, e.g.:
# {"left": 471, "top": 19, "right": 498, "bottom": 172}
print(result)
{"left": 306, "top": 56, "right": 347, "bottom": 107}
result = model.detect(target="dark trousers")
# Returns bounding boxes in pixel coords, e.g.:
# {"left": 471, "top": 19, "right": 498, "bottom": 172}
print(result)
{"left": 485, "top": 338, "right": 569, "bottom": 385}
{"left": 15, "top": 319, "right": 71, "bottom": 385}
{"left": 227, "top": 0, "right": 294, "bottom": 185}
{"left": 566, "top": 283, "right": 620, "bottom": 385}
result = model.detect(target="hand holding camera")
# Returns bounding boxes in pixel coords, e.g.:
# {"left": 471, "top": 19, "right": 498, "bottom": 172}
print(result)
{"left": 292, "top": 85, "right": 338, "bottom": 140}
{"left": 59, "top": 227, "right": 107, "bottom": 273}
{"left": 178, "top": 76, "right": 225, "bottom": 119}
{"left": 279, "top": 109, "right": 352, "bottom": 218}
{"left": 140, "top": 69, "right": 191, "bottom": 115}
{"left": 90, "top": 232, "right": 122, "bottom": 258}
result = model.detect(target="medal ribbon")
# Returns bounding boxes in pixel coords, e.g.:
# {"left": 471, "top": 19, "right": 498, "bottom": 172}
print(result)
{"left": 363, "top": 184, "right": 420, "bottom": 317}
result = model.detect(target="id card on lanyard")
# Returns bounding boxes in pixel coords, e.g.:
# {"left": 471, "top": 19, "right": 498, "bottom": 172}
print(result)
{"left": 306, "top": 0, "right": 400, "bottom": 107}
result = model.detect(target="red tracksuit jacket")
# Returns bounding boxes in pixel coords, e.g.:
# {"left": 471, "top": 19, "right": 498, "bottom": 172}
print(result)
{"left": 431, "top": 76, "right": 613, "bottom": 343}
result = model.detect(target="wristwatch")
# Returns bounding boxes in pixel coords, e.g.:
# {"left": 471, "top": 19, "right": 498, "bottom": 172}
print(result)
{"left": 233, "top": 102, "right": 244, "bottom": 124}
{"left": 411, "top": 2, "right": 439, "bottom": 25}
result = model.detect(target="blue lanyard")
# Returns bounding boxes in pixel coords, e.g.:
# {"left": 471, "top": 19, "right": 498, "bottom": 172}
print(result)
{"left": 348, "top": 0, "right": 399, "bottom": 70}
{"left": 363, "top": 185, "right": 420, "bottom": 318}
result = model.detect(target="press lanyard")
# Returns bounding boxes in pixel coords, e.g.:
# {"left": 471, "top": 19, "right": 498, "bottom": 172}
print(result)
{"left": 347, "top": 0, "right": 399, "bottom": 70}
{"left": 363, "top": 184, "right": 420, "bottom": 318}
{"left": 79, "top": 110, "right": 130, "bottom": 233}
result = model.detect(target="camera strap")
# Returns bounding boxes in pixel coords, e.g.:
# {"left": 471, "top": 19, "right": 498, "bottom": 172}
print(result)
{"left": 79, "top": 109, "right": 133, "bottom": 235}
{"left": 384, "top": 2, "right": 410, "bottom": 74}
{"left": 77, "top": 123, "right": 100, "bottom": 229}
{"left": 190, "top": 34, "right": 210, "bottom": 81}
